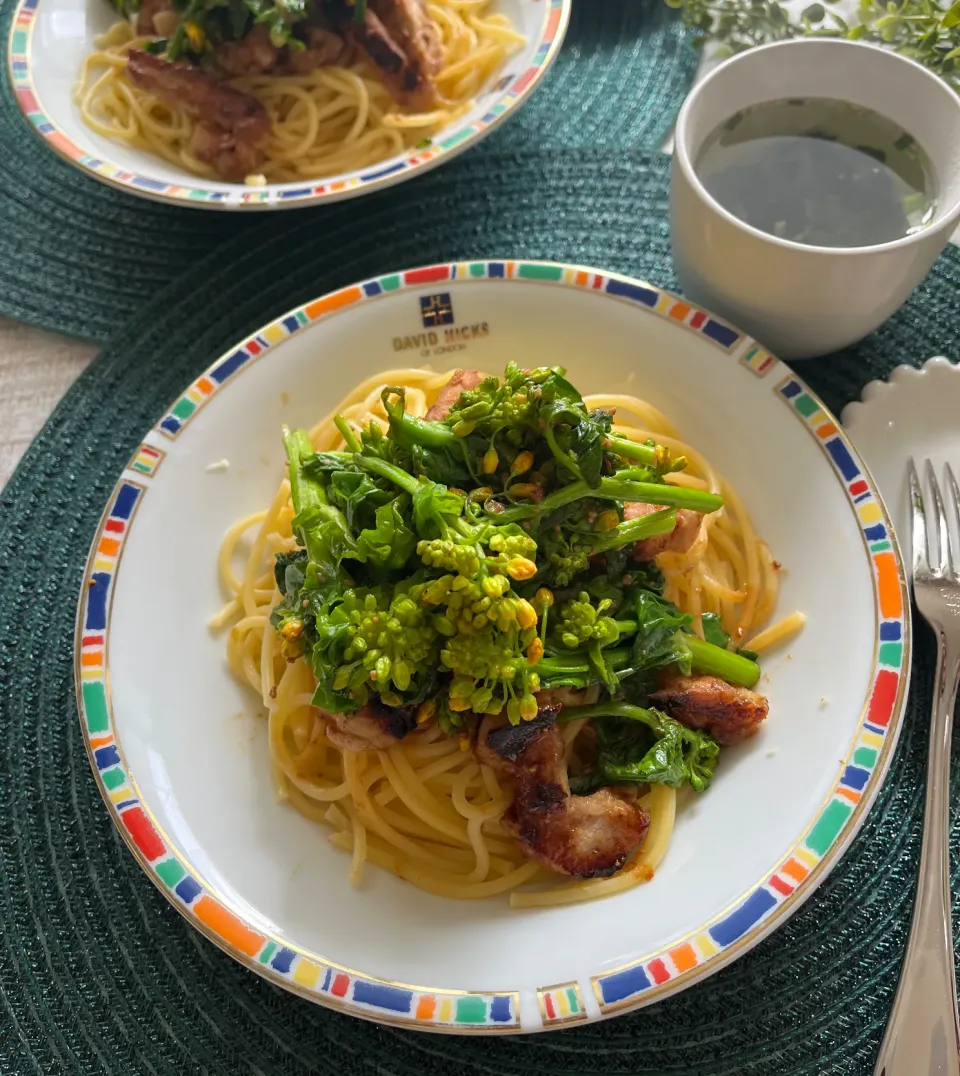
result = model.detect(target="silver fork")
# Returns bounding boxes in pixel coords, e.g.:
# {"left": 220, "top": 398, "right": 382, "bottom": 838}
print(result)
{"left": 875, "top": 460, "right": 960, "bottom": 1076}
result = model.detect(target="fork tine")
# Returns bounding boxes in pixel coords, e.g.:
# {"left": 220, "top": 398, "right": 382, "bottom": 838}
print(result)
{"left": 946, "top": 463, "right": 960, "bottom": 579}
{"left": 925, "top": 459, "right": 952, "bottom": 577}
{"left": 908, "top": 458, "right": 929, "bottom": 580}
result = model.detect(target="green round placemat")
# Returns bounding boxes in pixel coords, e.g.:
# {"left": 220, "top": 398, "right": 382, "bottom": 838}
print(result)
{"left": 2, "top": 147, "right": 959, "bottom": 1076}
{"left": 0, "top": 0, "right": 695, "bottom": 344}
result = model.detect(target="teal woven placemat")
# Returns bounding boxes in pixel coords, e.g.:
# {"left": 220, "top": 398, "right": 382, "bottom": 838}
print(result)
{"left": 2, "top": 147, "right": 959, "bottom": 1075}
{"left": 0, "top": 0, "right": 695, "bottom": 343}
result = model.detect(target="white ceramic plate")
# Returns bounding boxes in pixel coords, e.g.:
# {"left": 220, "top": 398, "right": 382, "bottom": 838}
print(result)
{"left": 9, "top": 0, "right": 567, "bottom": 209}
{"left": 842, "top": 356, "right": 960, "bottom": 544}
{"left": 75, "top": 261, "right": 910, "bottom": 1033}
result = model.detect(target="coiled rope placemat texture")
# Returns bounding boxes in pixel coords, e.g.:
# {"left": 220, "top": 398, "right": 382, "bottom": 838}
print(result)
{"left": 0, "top": 0, "right": 695, "bottom": 344}
{"left": 2, "top": 148, "right": 959, "bottom": 1076}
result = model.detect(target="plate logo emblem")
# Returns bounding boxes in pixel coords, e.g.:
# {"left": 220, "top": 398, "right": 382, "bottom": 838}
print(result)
{"left": 393, "top": 294, "right": 490, "bottom": 356}
{"left": 420, "top": 293, "right": 454, "bottom": 328}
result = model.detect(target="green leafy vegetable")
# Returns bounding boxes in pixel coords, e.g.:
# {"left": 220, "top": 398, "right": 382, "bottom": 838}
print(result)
{"left": 493, "top": 474, "right": 723, "bottom": 526}
{"left": 667, "top": 0, "right": 960, "bottom": 94}
{"left": 685, "top": 634, "right": 761, "bottom": 688}
{"left": 701, "top": 611, "right": 730, "bottom": 650}
{"left": 267, "top": 365, "right": 756, "bottom": 787}
{"left": 563, "top": 702, "right": 720, "bottom": 793}
{"left": 630, "top": 590, "right": 695, "bottom": 678}
{"left": 283, "top": 426, "right": 355, "bottom": 594}
{"left": 354, "top": 500, "right": 417, "bottom": 571}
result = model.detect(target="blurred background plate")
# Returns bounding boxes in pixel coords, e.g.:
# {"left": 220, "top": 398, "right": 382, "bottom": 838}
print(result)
{"left": 11, "top": 0, "right": 569, "bottom": 208}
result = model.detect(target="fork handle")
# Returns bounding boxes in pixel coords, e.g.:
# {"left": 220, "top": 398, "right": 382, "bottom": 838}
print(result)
{"left": 874, "top": 633, "right": 960, "bottom": 1076}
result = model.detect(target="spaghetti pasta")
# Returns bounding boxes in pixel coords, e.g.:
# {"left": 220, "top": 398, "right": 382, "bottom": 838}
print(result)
{"left": 75, "top": 1, "right": 523, "bottom": 183}
{"left": 213, "top": 367, "right": 800, "bottom": 906}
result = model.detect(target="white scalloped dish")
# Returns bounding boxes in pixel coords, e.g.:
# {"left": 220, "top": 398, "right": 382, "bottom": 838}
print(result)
{"left": 842, "top": 357, "right": 960, "bottom": 543}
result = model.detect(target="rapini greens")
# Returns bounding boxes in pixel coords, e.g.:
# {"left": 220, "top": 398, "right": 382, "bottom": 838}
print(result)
{"left": 272, "top": 366, "right": 760, "bottom": 795}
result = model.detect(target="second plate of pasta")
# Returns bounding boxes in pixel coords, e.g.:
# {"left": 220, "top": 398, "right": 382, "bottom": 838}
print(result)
{"left": 12, "top": 0, "right": 568, "bottom": 207}
{"left": 75, "top": 261, "right": 909, "bottom": 1032}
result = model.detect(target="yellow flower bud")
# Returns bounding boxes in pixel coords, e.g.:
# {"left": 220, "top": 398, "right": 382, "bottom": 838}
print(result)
{"left": 482, "top": 448, "right": 499, "bottom": 474}
{"left": 519, "top": 695, "right": 538, "bottom": 720}
{"left": 185, "top": 21, "right": 205, "bottom": 49}
{"left": 482, "top": 575, "right": 509, "bottom": 598}
{"left": 511, "top": 451, "right": 534, "bottom": 476}
{"left": 509, "top": 483, "right": 538, "bottom": 499}
{"left": 417, "top": 700, "right": 436, "bottom": 725}
{"left": 507, "top": 557, "right": 538, "bottom": 582}
{"left": 280, "top": 619, "right": 303, "bottom": 641}
{"left": 453, "top": 420, "right": 476, "bottom": 437}
{"left": 534, "top": 587, "right": 554, "bottom": 610}
{"left": 596, "top": 509, "right": 620, "bottom": 532}
{"left": 449, "top": 696, "right": 472, "bottom": 712}
{"left": 515, "top": 598, "right": 538, "bottom": 630}
{"left": 526, "top": 637, "right": 544, "bottom": 665}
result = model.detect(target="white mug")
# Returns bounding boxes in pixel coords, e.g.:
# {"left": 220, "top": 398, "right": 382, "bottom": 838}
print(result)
{"left": 670, "top": 39, "right": 960, "bottom": 360}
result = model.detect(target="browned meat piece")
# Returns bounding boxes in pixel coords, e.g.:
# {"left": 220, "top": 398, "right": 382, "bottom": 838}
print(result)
{"left": 350, "top": 0, "right": 442, "bottom": 109}
{"left": 371, "top": 0, "right": 442, "bottom": 79}
{"left": 477, "top": 710, "right": 563, "bottom": 779}
{"left": 425, "top": 369, "right": 484, "bottom": 421}
{"left": 135, "top": 0, "right": 172, "bottom": 35}
{"left": 650, "top": 674, "right": 769, "bottom": 746}
{"left": 213, "top": 25, "right": 350, "bottom": 78}
{"left": 212, "top": 25, "right": 282, "bottom": 77}
{"left": 320, "top": 697, "right": 418, "bottom": 753}
{"left": 508, "top": 787, "right": 650, "bottom": 878}
{"left": 127, "top": 50, "right": 270, "bottom": 180}
{"left": 282, "top": 26, "right": 352, "bottom": 74}
{"left": 623, "top": 501, "right": 703, "bottom": 560}
{"left": 187, "top": 123, "right": 268, "bottom": 183}
{"left": 476, "top": 707, "right": 650, "bottom": 878}
{"left": 127, "top": 49, "right": 269, "bottom": 132}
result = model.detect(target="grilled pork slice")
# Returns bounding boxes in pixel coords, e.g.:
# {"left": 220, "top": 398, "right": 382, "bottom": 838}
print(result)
{"left": 212, "top": 24, "right": 350, "bottom": 77}
{"left": 211, "top": 24, "right": 280, "bottom": 76}
{"left": 476, "top": 707, "right": 650, "bottom": 878}
{"left": 283, "top": 26, "right": 352, "bottom": 74}
{"left": 650, "top": 674, "right": 768, "bottom": 746}
{"left": 623, "top": 501, "right": 703, "bottom": 560}
{"left": 425, "top": 369, "right": 484, "bottom": 421}
{"left": 127, "top": 50, "right": 270, "bottom": 180}
{"left": 187, "top": 123, "right": 267, "bottom": 182}
{"left": 320, "top": 697, "right": 417, "bottom": 753}
{"left": 351, "top": 0, "right": 443, "bottom": 109}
